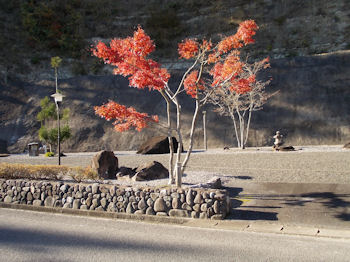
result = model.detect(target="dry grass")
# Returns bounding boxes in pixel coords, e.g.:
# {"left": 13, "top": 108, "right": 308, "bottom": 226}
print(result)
{"left": 0, "top": 163, "right": 98, "bottom": 182}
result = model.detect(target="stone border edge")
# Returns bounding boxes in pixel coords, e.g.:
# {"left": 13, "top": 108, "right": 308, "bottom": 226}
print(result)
{"left": 0, "top": 202, "right": 190, "bottom": 225}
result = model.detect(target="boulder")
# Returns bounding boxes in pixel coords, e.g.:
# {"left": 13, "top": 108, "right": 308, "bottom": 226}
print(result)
{"left": 136, "top": 136, "right": 183, "bottom": 154}
{"left": 273, "top": 145, "right": 295, "bottom": 151}
{"left": 0, "top": 139, "right": 8, "bottom": 154}
{"left": 344, "top": 142, "right": 350, "bottom": 149}
{"left": 91, "top": 150, "right": 118, "bottom": 179}
{"left": 133, "top": 161, "right": 168, "bottom": 181}
{"left": 116, "top": 166, "right": 136, "bottom": 179}
{"left": 190, "top": 177, "right": 222, "bottom": 189}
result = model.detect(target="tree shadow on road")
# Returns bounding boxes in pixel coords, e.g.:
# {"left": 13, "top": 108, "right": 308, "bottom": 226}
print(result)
{"left": 224, "top": 186, "right": 279, "bottom": 221}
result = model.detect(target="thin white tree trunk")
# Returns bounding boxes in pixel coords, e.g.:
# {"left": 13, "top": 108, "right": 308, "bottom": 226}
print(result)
{"left": 244, "top": 107, "right": 253, "bottom": 146}
{"left": 175, "top": 100, "right": 183, "bottom": 187}
{"left": 160, "top": 91, "right": 175, "bottom": 184}
{"left": 236, "top": 107, "right": 245, "bottom": 149}
{"left": 229, "top": 110, "right": 240, "bottom": 148}
{"left": 181, "top": 99, "right": 200, "bottom": 175}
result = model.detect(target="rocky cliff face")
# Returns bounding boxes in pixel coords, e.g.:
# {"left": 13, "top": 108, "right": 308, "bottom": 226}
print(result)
{"left": 1, "top": 51, "right": 349, "bottom": 153}
{"left": 0, "top": 1, "right": 349, "bottom": 152}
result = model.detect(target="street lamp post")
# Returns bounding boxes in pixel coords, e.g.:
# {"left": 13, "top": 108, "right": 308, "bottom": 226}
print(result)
{"left": 51, "top": 92, "right": 64, "bottom": 165}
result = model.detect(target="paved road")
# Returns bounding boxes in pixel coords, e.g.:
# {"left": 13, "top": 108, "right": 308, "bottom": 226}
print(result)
{"left": 0, "top": 209, "right": 349, "bottom": 262}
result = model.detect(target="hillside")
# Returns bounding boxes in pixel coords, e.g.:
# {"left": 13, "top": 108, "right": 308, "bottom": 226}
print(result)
{"left": 0, "top": 0, "right": 349, "bottom": 153}
{"left": 1, "top": 51, "right": 349, "bottom": 153}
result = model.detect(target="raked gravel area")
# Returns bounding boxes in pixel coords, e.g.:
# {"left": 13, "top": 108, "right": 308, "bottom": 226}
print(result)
{"left": 1, "top": 145, "right": 349, "bottom": 186}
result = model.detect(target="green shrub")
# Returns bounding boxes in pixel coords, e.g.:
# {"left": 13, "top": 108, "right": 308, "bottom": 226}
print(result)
{"left": 45, "top": 152, "right": 55, "bottom": 157}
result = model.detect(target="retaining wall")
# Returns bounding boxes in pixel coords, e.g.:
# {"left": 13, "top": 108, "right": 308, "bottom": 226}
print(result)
{"left": 0, "top": 179, "right": 229, "bottom": 220}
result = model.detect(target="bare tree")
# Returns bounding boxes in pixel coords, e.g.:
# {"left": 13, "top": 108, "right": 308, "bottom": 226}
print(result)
{"left": 208, "top": 58, "right": 276, "bottom": 149}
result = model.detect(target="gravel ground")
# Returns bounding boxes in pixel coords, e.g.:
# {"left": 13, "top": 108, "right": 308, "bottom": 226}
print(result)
{"left": 1, "top": 145, "right": 349, "bottom": 186}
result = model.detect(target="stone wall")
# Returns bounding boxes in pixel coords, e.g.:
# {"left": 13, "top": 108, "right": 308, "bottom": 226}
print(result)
{"left": 0, "top": 179, "right": 229, "bottom": 220}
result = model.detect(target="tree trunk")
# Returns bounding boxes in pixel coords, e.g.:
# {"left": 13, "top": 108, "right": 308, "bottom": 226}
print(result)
{"left": 181, "top": 98, "right": 200, "bottom": 175}
{"left": 244, "top": 107, "right": 253, "bottom": 146}
{"left": 161, "top": 91, "right": 175, "bottom": 184}
{"left": 229, "top": 111, "right": 240, "bottom": 148}
{"left": 175, "top": 100, "right": 183, "bottom": 188}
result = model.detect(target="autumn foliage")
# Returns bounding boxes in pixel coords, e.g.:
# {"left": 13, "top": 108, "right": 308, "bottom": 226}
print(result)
{"left": 94, "top": 101, "right": 158, "bottom": 132}
{"left": 92, "top": 20, "right": 262, "bottom": 131}
{"left": 92, "top": 19, "right": 270, "bottom": 183}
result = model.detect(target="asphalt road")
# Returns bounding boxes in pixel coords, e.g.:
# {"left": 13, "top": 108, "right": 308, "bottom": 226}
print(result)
{"left": 0, "top": 208, "right": 349, "bottom": 262}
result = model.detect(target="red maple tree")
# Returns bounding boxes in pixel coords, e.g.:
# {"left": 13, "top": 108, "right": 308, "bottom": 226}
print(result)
{"left": 92, "top": 20, "right": 266, "bottom": 186}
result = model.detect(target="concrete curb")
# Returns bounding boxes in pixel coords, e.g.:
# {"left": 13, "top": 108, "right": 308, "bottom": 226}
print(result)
{"left": 1, "top": 203, "right": 350, "bottom": 239}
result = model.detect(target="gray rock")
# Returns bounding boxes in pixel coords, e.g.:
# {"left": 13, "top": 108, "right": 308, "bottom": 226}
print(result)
{"left": 33, "top": 200, "right": 42, "bottom": 206}
{"left": 133, "top": 161, "right": 168, "bottom": 181}
{"left": 156, "top": 212, "right": 168, "bottom": 216}
{"left": 63, "top": 203, "right": 71, "bottom": 208}
{"left": 154, "top": 197, "right": 167, "bottom": 212}
{"left": 169, "top": 209, "right": 189, "bottom": 217}
{"left": 75, "top": 191, "right": 83, "bottom": 199}
{"left": 138, "top": 198, "right": 147, "bottom": 210}
{"left": 100, "top": 197, "right": 107, "bottom": 208}
{"left": 191, "top": 211, "right": 199, "bottom": 218}
{"left": 44, "top": 196, "right": 55, "bottom": 207}
{"left": 86, "top": 185, "right": 92, "bottom": 193}
{"left": 194, "top": 192, "right": 204, "bottom": 204}
{"left": 150, "top": 193, "right": 159, "bottom": 201}
{"left": 201, "top": 203, "right": 208, "bottom": 212}
{"left": 199, "top": 212, "right": 208, "bottom": 219}
{"left": 132, "top": 202, "right": 138, "bottom": 210}
{"left": 91, "top": 151, "right": 118, "bottom": 179}
{"left": 172, "top": 198, "right": 180, "bottom": 209}
{"left": 135, "top": 210, "right": 145, "bottom": 215}
{"left": 73, "top": 199, "right": 81, "bottom": 209}
{"left": 146, "top": 198, "right": 154, "bottom": 207}
{"left": 145, "top": 207, "right": 155, "bottom": 215}
{"left": 211, "top": 214, "right": 224, "bottom": 220}
{"left": 6, "top": 190, "right": 13, "bottom": 197}
{"left": 95, "top": 206, "right": 104, "bottom": 211}
{"left": 33, "top": 192, "right": 40, "bottom": 200}
{"left": 54, "top": 200, "right": 62, "bottom": 207}
{"left": 66, "top": 197, "right": 73, "bottom": 204}
{"left": 186, "top": 189, "right": 194, "bottom": 205}
{"left": 4, "top": 196, "right": 12, "bottom": 203}
{"left": 213, "top": 200, "right": 220, "bottom": 213}
{"left": 86, "top": 197, "right": 92, "bottom": 207}
{"left": 92, "top": 198, "right": 100, "bottom": 208}
{"left": 60, "top": 185, "right": 68, "bottom": 193}
{"left": 116, "top": 202, "right": 124, "bottom": 209}
{"left": 126, "top": 202, "right": 135, "bottom": 214}
{"left": 181, "top": 203, "right": 193, "bottom": 211}
{"left": 40, "top": 192, "right": 46, "bottom": 201}
{"left": 92, "top": 183, "right": 100, "bottom": 194}
{"left": 107, "top": 203, "right": 116, "bottom": 212}
{"left": 116, "top": 188, "right": 125, "bottom": 196}
{"left": 193, "top": 204, "right": 201, "bottom": 212}
{"left": 207, "top": 207, "right": 214, "bottom": 217}
{"left": 109, "top": 186, "right": 116, "bottom": 196}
